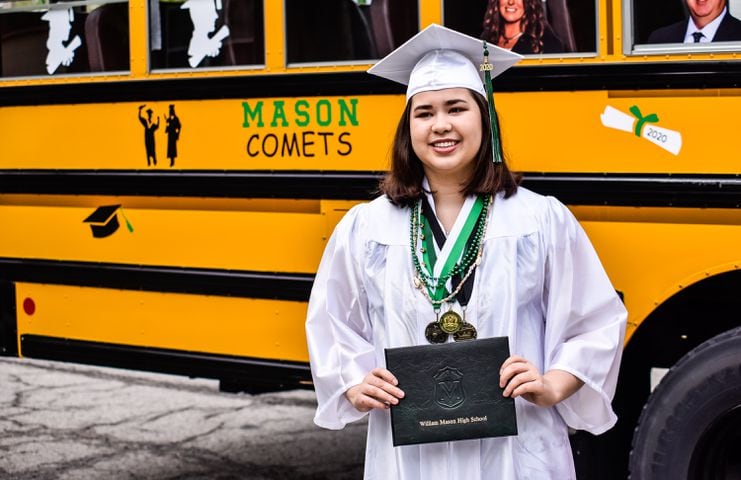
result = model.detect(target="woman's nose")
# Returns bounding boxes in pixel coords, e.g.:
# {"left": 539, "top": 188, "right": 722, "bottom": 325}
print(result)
{"left": 431, "top": 114, "right": 451, "bottom": 133}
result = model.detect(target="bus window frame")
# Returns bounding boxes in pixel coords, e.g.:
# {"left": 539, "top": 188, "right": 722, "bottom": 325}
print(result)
{"left": 623, "top": 0, "right": 741, "bottom": 55}
{"left": 0, "top": 0, "right": 126, "bottom": 13}
{"left": 440, "top": 0, "right": 600, "bottom": 58}
{"left": 146, "top": 0, "right": 267, "bottom": 74}
{"left": 0, "top": 0, "right": 131, "bottom": 79}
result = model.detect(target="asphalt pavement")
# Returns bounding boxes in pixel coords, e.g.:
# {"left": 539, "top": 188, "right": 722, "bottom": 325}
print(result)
{"left": 0, "top": 357, "right": 367, "bottom": 480}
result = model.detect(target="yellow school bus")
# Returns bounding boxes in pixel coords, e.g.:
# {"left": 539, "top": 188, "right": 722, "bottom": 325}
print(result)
{"left": 1, "top": 0, "right": 740, "bottom": 477}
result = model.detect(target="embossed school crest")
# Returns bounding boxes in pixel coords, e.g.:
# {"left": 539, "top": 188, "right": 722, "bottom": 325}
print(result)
{"left": 434, "top": 366, "right": 465, "bottom": 408}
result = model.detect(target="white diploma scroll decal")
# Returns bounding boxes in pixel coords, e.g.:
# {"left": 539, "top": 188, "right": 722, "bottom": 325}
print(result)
{"left": 600, "top": 105, "right": 682, "bottom": 156}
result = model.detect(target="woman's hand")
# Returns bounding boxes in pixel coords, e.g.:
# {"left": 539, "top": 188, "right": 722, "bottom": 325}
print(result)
{"left": 499, "top": 355, "right": 584, "bottom": 407}
{"left": 345, "top": 368, "right": 405, "bottom": 413}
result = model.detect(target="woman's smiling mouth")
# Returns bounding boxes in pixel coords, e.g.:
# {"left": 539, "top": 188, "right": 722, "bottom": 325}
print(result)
{"left": 431, "top": 140, "right": 459, "bottom": 149}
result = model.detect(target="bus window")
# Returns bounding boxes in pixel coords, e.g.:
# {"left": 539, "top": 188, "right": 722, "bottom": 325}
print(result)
{"left": 443, "top": 0, "right": 597, "bottom": 55}
{"left": 0, "top": 0, "right": 129, "bottom": 77}
{"left": 149, "top": 0, "right": 265, "bottom": 70}
{"left": 632, "top": 0, "right": 741, "bottom": 49}
{"left": 284, "top": 0, "right": 418, "bottom": 64}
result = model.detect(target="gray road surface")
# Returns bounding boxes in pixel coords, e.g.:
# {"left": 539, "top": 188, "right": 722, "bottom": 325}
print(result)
{"left": 0, "top": 357, "right": 367, "bottom": 480}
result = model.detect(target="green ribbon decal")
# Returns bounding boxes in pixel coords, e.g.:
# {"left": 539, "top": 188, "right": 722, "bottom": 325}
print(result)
{"left": 482, "top": 41, "right": 503, "bottom": 163}
{"left": 629, "top": 105, "right": 659, "bottom": 137}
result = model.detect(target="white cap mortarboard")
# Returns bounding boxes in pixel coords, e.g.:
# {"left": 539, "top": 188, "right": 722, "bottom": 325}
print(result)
{"left": 181, "top": 0, "right": 222, "bottom": 10}
{"left": 367, "top": 24, "right": 522, "bottom": 101}
{"left": 41, "top": 8, "right": 74, "bottom": 23}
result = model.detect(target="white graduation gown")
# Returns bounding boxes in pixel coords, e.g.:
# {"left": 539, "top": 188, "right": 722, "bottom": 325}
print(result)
{"left": 305, "top": 187, "right": 627, "bottom": 480}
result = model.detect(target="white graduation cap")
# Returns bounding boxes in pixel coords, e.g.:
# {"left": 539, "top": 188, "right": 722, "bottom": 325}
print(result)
{"left": 181, "top": 0, "right": 222, "bottom": 10}
{"left": 41, "top": 8, "right": 74, "bottom": 23}
{"left": 368, "top": 24, "right": 522, "bottom": 101}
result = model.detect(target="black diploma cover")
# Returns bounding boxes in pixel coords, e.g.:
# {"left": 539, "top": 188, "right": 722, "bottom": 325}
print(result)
{"left": 384, "top": 337, "right": 517, "bottom": 446}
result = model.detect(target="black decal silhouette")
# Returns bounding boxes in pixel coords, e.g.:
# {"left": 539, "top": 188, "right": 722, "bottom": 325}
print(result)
{"left": 138, "top": 105, "right": 160, "bottom": 166}
{"left": 83, "top": 205, "right": 133, "bottom": 238}
{"left": 165, "top": 104, "right": 182, "bottom": 167}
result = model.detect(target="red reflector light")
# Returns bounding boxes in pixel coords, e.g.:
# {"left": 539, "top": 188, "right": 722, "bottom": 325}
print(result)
{"left": 23, "top": 298, "right": 35, "bottom": 316}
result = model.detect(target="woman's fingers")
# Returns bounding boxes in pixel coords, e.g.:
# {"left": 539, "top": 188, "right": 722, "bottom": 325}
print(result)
{"left": 360, "top": 383, "right": 401, "bottom": 406}
{"left": 353, "top": 385, "right": 392, "bottom": 411}
{"left": 499, "top": 357, "right": 533, "bottom": 388}
{"left": 499, "top": 355, "right": 543, "bottom": 398}
{"left": 370, "top": 367, "right": 398, "bottom": 387}
{"left": 499, "top": 355, "right": 528, "bottom": 372}
{"left": 367, "top": 368, "right": 405, "bottom": 401}
{"left": 503, "top": 371, "right": 542, "bottom": 398}
{"left": 346, "top": 368, "right": 405, "bottom": 412}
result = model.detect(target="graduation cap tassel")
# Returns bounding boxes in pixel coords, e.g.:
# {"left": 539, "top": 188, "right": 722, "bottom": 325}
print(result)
{"left": 120, "top": 207, "right": 134, "bottom": 233}
{"left": 481, "top": 41, "right": 503, "bottom": 164}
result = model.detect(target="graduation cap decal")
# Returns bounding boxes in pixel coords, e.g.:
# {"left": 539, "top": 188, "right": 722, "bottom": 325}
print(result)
{"left": 83, "top": 205, "right": 134, "bottom": 238}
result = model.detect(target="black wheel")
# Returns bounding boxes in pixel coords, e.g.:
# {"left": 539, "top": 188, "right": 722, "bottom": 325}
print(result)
{"left": 629, "top": 326, "right": 741, "bottom": 479}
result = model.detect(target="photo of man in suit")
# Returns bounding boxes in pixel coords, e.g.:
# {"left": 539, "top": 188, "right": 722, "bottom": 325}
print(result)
{"left": 647, "top": 0, "right": 741, "bottom": 43}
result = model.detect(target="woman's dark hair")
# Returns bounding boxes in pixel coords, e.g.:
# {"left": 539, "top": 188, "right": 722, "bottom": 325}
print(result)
{"left": 481, "top": 0, "right": 546, "bottom": 54}
{"left": 379, "top": 89, "right": 520, "bottom": 207}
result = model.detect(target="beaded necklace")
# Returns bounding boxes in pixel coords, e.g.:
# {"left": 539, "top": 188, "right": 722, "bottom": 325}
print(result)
{"left": 410, "top": 194, "right": 491, "bottom": 307}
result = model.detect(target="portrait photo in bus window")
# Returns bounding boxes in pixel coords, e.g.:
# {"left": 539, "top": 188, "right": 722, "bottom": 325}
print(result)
{"left": 443, "top": 0, "right": 597, "bottom": 55}
{"left": 284, "top": 0, "right": 419, "bottom": 64}
{"left": 149, "top": 0, "right": 265, "bottom": 70}
{"left": 0, "top": 0, "right": 129, "bottom": 78}
{"left": 632, "top": 0, "right": 741, "bottom": 46}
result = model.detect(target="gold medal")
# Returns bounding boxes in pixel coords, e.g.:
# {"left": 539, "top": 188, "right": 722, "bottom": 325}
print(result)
{"left": 452, "top": 322, "right": 478, "bottom": 341}
{"left": 438, "top": 310, "right": 462, "bottom": 334}
{"left": 425, "top": 321, "right": 448, "bottom": 344}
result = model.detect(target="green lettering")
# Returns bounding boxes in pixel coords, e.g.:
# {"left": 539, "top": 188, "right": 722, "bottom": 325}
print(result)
{"left": 242, "top": 101, "right": 264, "bottom": 128}
{"left": 270, "top": 100, "right": 289, "bottom": 127}
{"left": 316, "top": 99, "right": 332, "bottom": 127}
{"left": 295, "top": 100, "right": 310, "bottom": 127}
{"left": 338, "top": 98, "right": 358, "bottom": 126}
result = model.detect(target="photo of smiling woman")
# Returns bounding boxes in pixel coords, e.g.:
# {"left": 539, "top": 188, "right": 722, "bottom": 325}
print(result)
{"left": 482, "top": 0, "right": 566, "bottom": 53}
{"left": 305, "top": 24, "right": 627, "bottom": 479}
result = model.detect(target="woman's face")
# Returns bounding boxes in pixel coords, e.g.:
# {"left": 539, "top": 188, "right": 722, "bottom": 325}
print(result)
{"left": 498, "top": 0, "right": 525, "bottom": 24}
{"left": 409, "top": 88, "right": 482, "bottom": 182}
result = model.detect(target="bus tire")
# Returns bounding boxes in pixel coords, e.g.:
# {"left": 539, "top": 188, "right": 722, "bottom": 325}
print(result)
{"left": 628, "top": 326, "right": 741, "bottom": 479}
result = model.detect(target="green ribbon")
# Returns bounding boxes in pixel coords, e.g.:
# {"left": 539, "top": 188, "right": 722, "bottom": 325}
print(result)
{"left": 482, "top": 41, "right": 503, "bottom": 163}
{"left": 421, "top": 196, "right": 484, "bottom": 301}
{"left": 629, "top": 105, "right": 659, "bottom": 137}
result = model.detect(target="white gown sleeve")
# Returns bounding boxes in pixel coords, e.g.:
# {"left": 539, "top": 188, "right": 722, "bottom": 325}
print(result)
{"left": 541, "top": 197, "right": 628, "bottom": 435}
{"left": 306, "top": 204, "right": 376, "bottom": 429}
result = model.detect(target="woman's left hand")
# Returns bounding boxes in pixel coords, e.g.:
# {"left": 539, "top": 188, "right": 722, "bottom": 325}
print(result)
{"left": 499, "top": 355, "right": 583, "bottom": 407}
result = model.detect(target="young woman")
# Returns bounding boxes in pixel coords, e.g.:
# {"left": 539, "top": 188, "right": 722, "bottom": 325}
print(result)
{"left": 482, "top": 0, "right": 565, "bottom": 54}
{"left": 306, "top": 24, "right": 626, "bottom": 479}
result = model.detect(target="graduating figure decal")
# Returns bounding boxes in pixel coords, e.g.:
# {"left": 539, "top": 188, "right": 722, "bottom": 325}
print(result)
{"left": 165, "top": 104, "right": 182, "bottom": 167}
{"left": 182, "top": 0, "right": 231, "bottom": 68}
{"left": 41, "top": 9, "right": 81, "bottom": 74}
{"left": 138, "top": 105, "right": 160, "bottom": 166}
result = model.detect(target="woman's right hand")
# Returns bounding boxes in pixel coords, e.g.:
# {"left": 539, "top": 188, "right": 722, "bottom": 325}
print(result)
{"left": 345, "top": 368, "right": 405, "bottom": 412}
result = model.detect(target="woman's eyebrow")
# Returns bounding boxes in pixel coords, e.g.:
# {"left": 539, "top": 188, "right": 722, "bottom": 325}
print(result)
{"left": 412, "top": 103, "right": 433, "bottom": 112}
{"left": 412, "top": 98, "right": 468, "bottom": 112}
